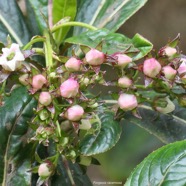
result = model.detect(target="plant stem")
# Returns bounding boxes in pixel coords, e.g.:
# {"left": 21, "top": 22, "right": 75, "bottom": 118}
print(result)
{"left": 43, "top": 30, "right": 53, "bottom": 71}
{"left": 32, "top": 48, "right": 44, "bottom": 55}
{"left": 104, "top": 100, "right": 118, "bottom": 104}
{"left": 23, "top": 38, "right": 46, "bottom": 50}
{"left": 51, "top": 21, "right": 97, "bottom": 33}
{"left": 62, "top": 156, "right": 75, "bottom": 186}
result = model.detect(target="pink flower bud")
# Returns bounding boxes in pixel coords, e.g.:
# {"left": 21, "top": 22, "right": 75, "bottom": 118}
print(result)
{"left": 38, "top": 162, "right": 53, "bottom": 178}
{"left": 116, "top": 54, "right": 132, "bottom": 68}
{"left": 118, "top": 93, "right": 138, "bottom": 111}
{"left": 162, "top": 66, "right": 177, "bottom": 80}
{"left": 60, "top": 78, "right": 79, "bottom": 98}
{"left": 118, "top": 76, "right": 132, "bottom": 88}
{"left": 85, "top": 49, "right": 105, "bottom": 66}
{"left": 178, "top": 60, "right": 186, "bottom": 75}
{"left": 39, "top": 92, "right": 52, "bottom": 106}
{"left": 143, "top": 58, "right": 161, "bottom": 78}
{"left": 32, "top": 74, "right": 47, "bottom": 90}
{"left": 164, "top": 47, "right": 177, "bottom": 57}
{"left": 65, "top": 57, "right": 81, "bottom": 71}
{"left": 65, "top": 105, "right": 84, "bottom": 121}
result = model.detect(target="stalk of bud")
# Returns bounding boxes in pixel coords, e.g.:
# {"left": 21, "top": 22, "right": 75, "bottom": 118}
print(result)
{"left": 162, "top": 66, "right": 177, "bottom": 80}
{"left": 65, "top": 105, "right": 84, "bottom": 121}
{"left": 118, "top": 76, "right": 132, "bottom": 88}
{"left": 118, "top": 93, "right": 138, "bottom": 111}
{"left": 60, "top": 78, "right": 79, "bottom": 98}
{"left": 116, "top": 54, "right": 132, "bottom": 68}
{"left": 143, "top": 58, "right": 161, "bottom": 78}
{"left": 32, "top": 74, "right": 47, "bottom": 90}
{"left": 85, "top": 48, "right": 105, "bottom": 66}
{"left": 65, "top": 57, "right": 81, "bottom": 71}
{"left": 39, "top": 92, "right": 52, "bottom": 106}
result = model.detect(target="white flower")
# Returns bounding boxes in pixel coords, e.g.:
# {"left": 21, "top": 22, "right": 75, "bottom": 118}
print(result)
{"left": 0, "top": 43, "right": 25, "bottom": 71}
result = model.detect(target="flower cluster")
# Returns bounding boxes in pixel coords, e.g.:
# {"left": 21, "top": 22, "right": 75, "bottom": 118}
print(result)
{"left": 0, "top": 40, "right": 184, "bottom": 180}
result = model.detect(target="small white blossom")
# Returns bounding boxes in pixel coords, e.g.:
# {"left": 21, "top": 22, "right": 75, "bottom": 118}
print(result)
{"left": 0, "top": 43, "right": 25, "bottom": 71}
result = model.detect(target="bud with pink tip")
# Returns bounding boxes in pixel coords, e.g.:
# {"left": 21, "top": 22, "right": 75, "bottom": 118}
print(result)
{"left": 32, "top": 74, "right": 47, "bottom": 90}
{"left": 39, "top": 92, "right": 52, "bottom": 106}
{"left": 65, "top": 57, "right": 81, "bottom": 71}
{"left": 178, "top": 60, "right": 186, "bottom": 75}
{"left": 143, "top": 58, "right": 161, "bottom": 78}
{"left": 116, "top": 54, "right": 132, "bottom": 68}
{"left": 118, "top": 93, "right": 138, "bottom": 111}
{"left": 38, "top": 162, "right": 53, "bottom": 178}
{"left": 85, "top": 48, "right": 105, "bottom": 66}
{"left": 162, "top": 66, "right": 177, "bottom": 80}
{"left": 118, "top": 76, "right": 132, "bottom": 88}
{"left": 164, "top": 47, "right": 177, "bottom": 57}
{"left": 60, "top": 78, "right": 79, "bottom": 98}
{"left": 65, "top": 105, "right": 84, "bottom": 121}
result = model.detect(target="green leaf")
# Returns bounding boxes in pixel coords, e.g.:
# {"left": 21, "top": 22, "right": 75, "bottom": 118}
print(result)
{"left": 80, "top": 111, "right": 122, "bottom": 156}
{"left": 0, "top": 1, "right": 31, "bottom": 45}
{"left": 53, "top": 0, "right": 77, "bottom": 45}
{"left": 0, "top": 86, "right": 36, "bottom": 185}
{"left": 125, "top": 140, "right": 186, "bottom": 186}
{"left": 123, "top": 103, "right": 186, "bottom": 144}
{"left": 132, "top": 33, "right": 153, "bottom": 60}
{"left": 74, "top": 0, "right": 148, "bottom": 35}
{"left": 65, "top": 29, "right": 153, "bottom": 58}
{"left": 28, "top": 0, "right": 48, "bottom": 33}
{"left": 51, "top": 158, "right": 93, "bottom": 186}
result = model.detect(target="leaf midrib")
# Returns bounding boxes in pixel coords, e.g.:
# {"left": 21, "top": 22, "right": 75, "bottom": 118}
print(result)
{"left": 2, "top": 96, "right": 32, "bottom": 186}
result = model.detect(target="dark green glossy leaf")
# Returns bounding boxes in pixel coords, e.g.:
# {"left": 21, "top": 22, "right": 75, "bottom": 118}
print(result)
{"left": 125, "top": 140, "right": 186, "bottom": 186}
{"left": 0, "top": 86, "right": 36, "bottom": 185}
{"left": 74, "top": 0, "right": 148, "bottom": 35}
{"left": 28, "top": 0, "right": 48, "bottom": 33}
{"left": 123, "top": 103, "right": 186, "bottom": 144}
{"left": 132, "top": 33, "right": 153, "bottom": 60}
{"left": 53, "top": 0, "right": 77, "bottom": 45}
{"left": 66, "top": 29, "right": 153, "bottom": 58}
{"left": 0, "top": 0, "right": 31, "bottom": 45}
{"left": 51, "top": 158, "right": 93, "bottom": 186}
{"left": 80, "top": 111, "right": 122, "bottom": 156}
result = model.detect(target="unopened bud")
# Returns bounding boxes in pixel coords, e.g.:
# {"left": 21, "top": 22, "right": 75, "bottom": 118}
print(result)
{"left": 60, "top": 78, "right": 79, "bottom": 98}
{"left": 118, "top": 93, "right": 138, "bottom": 111}
{"left": 39, "top": 92, "right": 52, "bottom": 106}
{"left": 143, "top": 58, "right": 161, "bottom": 78}
{"left": 19, "top": 74, "right": 29, "bottom": 85}
{"left": 162, "top": 66, "right": 177, "bottom": 80}
{"left": 118, "top": 76, "right": 132, "bottom": 88}
{"left": 65, "top": 57, "right": 81, "bottom": 71}
{"left": 80, "top": 119, "right": 91, "bottom": 130}
{"left": 155, "top": 97, "right": 175, "bottom": 114}
{"left": 38, "top": 162, "right": 53, "bottom": 178}
{"left": 32, "top": 74, "right": 47, "bottom": 90}
{"left": 178, "top": 61, "right": 186, "bottom": 75}
{"left": 178, "top": 94, "right": 186, "bottom": 107}
{"left": 85, "top": 48, "right": 105, "bottom": 66}
{"left": 116, "top": 54, "right": 132, "bottom": 68}
{"left": 65, "top": 105, "right": 84, "bottom": 121}
{"left": 164, "top": 47, "right": 177, "bottom": 57}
